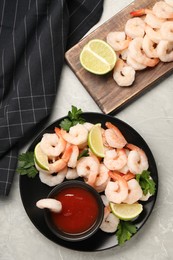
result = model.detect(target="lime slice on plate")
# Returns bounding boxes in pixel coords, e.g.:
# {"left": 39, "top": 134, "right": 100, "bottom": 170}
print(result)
{"left": 80, "top": 39, "right": 117, "bottom": 75}
{"left": 110, "top": 202, "right": 143, "bottom": 221}
{"left": 34, "top": 142, "right": 49, "bottom": 171}
{"left": 88, "top": 123, "right": 105, "bottom": 158}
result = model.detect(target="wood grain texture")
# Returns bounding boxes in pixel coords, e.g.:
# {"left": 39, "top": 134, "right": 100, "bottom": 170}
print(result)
{"left": 65, "top": 0, "right": 173, "bottom": 115}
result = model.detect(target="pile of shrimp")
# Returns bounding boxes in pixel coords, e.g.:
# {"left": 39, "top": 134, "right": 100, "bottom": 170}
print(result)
{"left": 106, "top": 0, "right": 173, "bottom": 87}
{"left": 35, "top": 121, "right": 153, "bottom": 233}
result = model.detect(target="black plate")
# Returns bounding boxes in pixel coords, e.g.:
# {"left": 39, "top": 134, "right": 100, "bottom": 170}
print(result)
{"left": 19, "top": 112, "right": 158, "bottom": 251}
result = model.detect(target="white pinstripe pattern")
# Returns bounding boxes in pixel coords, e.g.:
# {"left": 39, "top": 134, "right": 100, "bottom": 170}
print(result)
{"left": 49, "top": 16, "right": 57, "bottom": 92}
{"left": 0, "top": 49, "right": 5, "bottom": 109}
{"left": 27, "top": 57, "right": 36, "bottom": 124}
{"left": 0, "top": 0, "right": 103, "bottom": 196}
{"left": 69, "top": 0, "right": 86, "bottom": 17}
{"left": 0, "top": 0, "right": 6, "bottom": 36}
{"left": 38, "top": 36, "right": 48, "bottom": 115}
{"left": 68, "top": 0, "right": 102, "bottom": 38}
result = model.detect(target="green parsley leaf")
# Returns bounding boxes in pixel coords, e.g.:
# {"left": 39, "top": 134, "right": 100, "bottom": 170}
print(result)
{"left": 59, "top": 106, "right": 86, "bottom": 131}
{"left": 77, "top": 149, "right": 89, "bottom": 160}
{"left": 16, "top": 152, "right": 38, "bottom": 178}
{"left": 136, "top": 170, "right": 156, "bottom": 195}
{"left": 116, "top": 220, "right": 137, "bottom": 245}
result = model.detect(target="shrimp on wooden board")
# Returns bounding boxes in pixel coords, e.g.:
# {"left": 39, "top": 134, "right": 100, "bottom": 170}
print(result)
{"left": 106, "top": 31, "right": 130, "bottom": 52}
{"left": 103, "top": 148, "right": 127, "bottom": 171}
{"left": 113, "top": 58, "right": 136, "bottom": 87}
{"left": 60, "top": 123, "right": 88, "bottom": 147}
{"left": 104, "top": 121, "right": 127, "bottom": 149}
{"left": 40, "top": 132, "right": 66, "bottom": 158}
{"left": 160, "top": 21, "right": 173, "bottom": 41}
{"left": 165, "top": 0, "right": 173, "bottom": 8}
{"left": 123, "top": 179, "right": 143, "bottom": 204}
{"left": 145, "top": 25, "right": 162, "bottom": 44}
{"left": 126, "top": 53, "right": 147, "bottom": 70}
{"left": 157, "top": 40, "right": 173, "bottom": 62}
{"left": 152, "top": 1, "right": 173, "bottom": 19}
{"left": 127, "top": 143, "right": 149, "bottom": 174}
{"left": 92, "top": 163, "right": 110, "bottom": 193}
{"left": 105, "top": 171, "right": 128, "bottom": 204}
{"left": 142, "top": 34, "right": 158, "bottom": 58}
{"left": 76, "top": 155, "right": 100, "bottom": 186}
{"left": 145, "top": 13, "right": 166, "bottom": 29}
{"left": 130, "top": 8, "right": 152, "bottom": 17}
{"left": 36, "top": 198, "right": 62, "bottom": 213}
{"left": 125, "top": 17, "right": 146, "bottom": 39}
{"left": 128, "top": 37, "right": 160, "bottom": 67}
{"left": 100, "top": 205, "right": 120, "bottom": 233}
{"left": 48, "top": 145, "right": 73, "bottom": 173}
{"left": 39, "top": 167, "right": 67, "bottom": 187}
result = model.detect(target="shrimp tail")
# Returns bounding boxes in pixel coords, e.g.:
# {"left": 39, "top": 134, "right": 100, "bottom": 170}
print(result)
{"left": 130, "top": 8, "right": 151, "bottom": 17}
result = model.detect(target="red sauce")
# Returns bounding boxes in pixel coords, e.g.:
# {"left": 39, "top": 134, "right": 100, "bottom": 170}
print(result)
{"left": 51, "top": 186, "right": 99, "bottom": 234}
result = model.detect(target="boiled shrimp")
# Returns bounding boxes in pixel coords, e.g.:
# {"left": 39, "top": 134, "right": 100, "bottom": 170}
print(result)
{"left": 100, "top": 206, "right": 120, "bottom": 233}
{"left": 36, "top": 198, "right": 62, "bottom": 213}
{"left": 83, "top": 122, "right": 94, "bottom": 131}
{"left": 92, "top": 163, "right": 110, "bottom": 193}
{"left": 48, "top": 145, "right": 72, "bottom": 173}
{"left": 40, "top": 133, "right": 66, "bottom": 158}
{"left": 127, "top": 143, "right": 149, "bottom": 174}
{"left": 66, "top": 168, "right": 79, "bottom": 180}
{"left": 103, "top": 148, "right": 127, "bottom": 171}
{"left": 128, "top": 37, "right": 159, "bottom": 67}
{"left": 123, "top": 179, "right": 143, "bottom": 204}
{"left": 142, "top": 34, "right": 158, "bottom": 58}
{"left": 39, "top": 167, "right": 67, "bottom": 186}
{"left": 165, "top": 0, "right": 173, "bottom": 8}
{"left": 61, "top": 123, "right": 88, "bottom": 147}
{"left": 130, "top": 8, "right": 152, "bottom": 17}
{"left": 145, "top": 25, "right": 162, "bottom": 44}
{"left": 105, "top": 171, "right": 128, "bottom": 204}
{"left": 125, "top": 17, "right": 146, "bottom": 39}
{"left": 160, "top": 21, "right": 173, "bottom": 41}
{"left": 104, "top": 122, "right": 127, "bottom": 149}
{"left": 140, "top": 191, "right": 152, "bottom": 201}
{"left": 76, "top": 155, "right": 100, "bottom": 185}
{"left": 67, "top": 144, "right": 79, "bottom": 168}
{"left": 126, "top": 53, "right": 147, "bottom": 70}
{"left": 106, "top": 31, "right": 130, "bottom": 51}
{"left": 152, "top": 1, "right": 173, "bottom": 19}
{"left": 113, "top": 58, "right": 136, "bottom": 87}
{"left": 157, "top": 40, "right": 173, "bottom": 62}
{"left": 145, "top": 13, "right": 166, "bottom": 28}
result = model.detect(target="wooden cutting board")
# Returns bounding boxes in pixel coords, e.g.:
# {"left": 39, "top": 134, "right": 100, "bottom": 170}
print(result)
{"left": 65, "top": 0, "right": 173, "bottom": 115}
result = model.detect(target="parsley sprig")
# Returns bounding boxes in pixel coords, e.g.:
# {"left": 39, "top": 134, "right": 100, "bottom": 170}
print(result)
{"left": 59, "top": 105, "right": 86, "bottom": 131}
{"left": 116, "top": 220, "right": 137, "bottom": 245}
{"left": 17, "top": 152, "right": 38, "bottom": 178}
{"left": 136, "top": 170, "right": 156, "bottom": 195}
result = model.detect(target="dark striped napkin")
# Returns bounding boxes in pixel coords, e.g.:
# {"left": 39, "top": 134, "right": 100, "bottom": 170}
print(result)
{"left": 0, "top": 0, "right": 103, "bottom": 196}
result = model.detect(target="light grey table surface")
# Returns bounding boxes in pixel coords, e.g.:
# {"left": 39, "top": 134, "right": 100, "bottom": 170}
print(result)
{"left": 1, "top": 1, "right": 173, "bottom": 259}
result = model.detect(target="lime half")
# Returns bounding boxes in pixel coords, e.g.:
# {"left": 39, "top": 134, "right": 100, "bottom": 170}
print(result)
{"left": 34, "top": 142, "right": 49, "bottom": 171}
{"left": 80, "top": 39, "right": 116, "bottom": 75}
{"left": 110, "top": 202, "right": 143, "bottom": 221}
{"left": 88, "top": 123, "right": 105, "bottom": 158}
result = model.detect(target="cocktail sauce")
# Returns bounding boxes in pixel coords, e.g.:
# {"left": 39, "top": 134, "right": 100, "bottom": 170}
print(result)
{"left": 51, "top": 186, "right": 99, "bottom": 234}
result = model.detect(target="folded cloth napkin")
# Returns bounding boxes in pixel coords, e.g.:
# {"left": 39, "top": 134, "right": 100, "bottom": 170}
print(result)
{"left": 0, "top": 0, "right": 103, "bottom": 196}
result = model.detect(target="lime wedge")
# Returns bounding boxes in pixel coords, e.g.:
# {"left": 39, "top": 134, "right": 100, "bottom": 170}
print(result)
{"left": 80, "top": 39, "right": 117, "bottom": 75}
{"left": 34, "top": 142, "right": 49, "bottom": 171}
{"left": 110, "top": 202, "right": 143, "bottom": 221}
{"left": 88, "top": 123, "right": 105, "bottom": 158}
